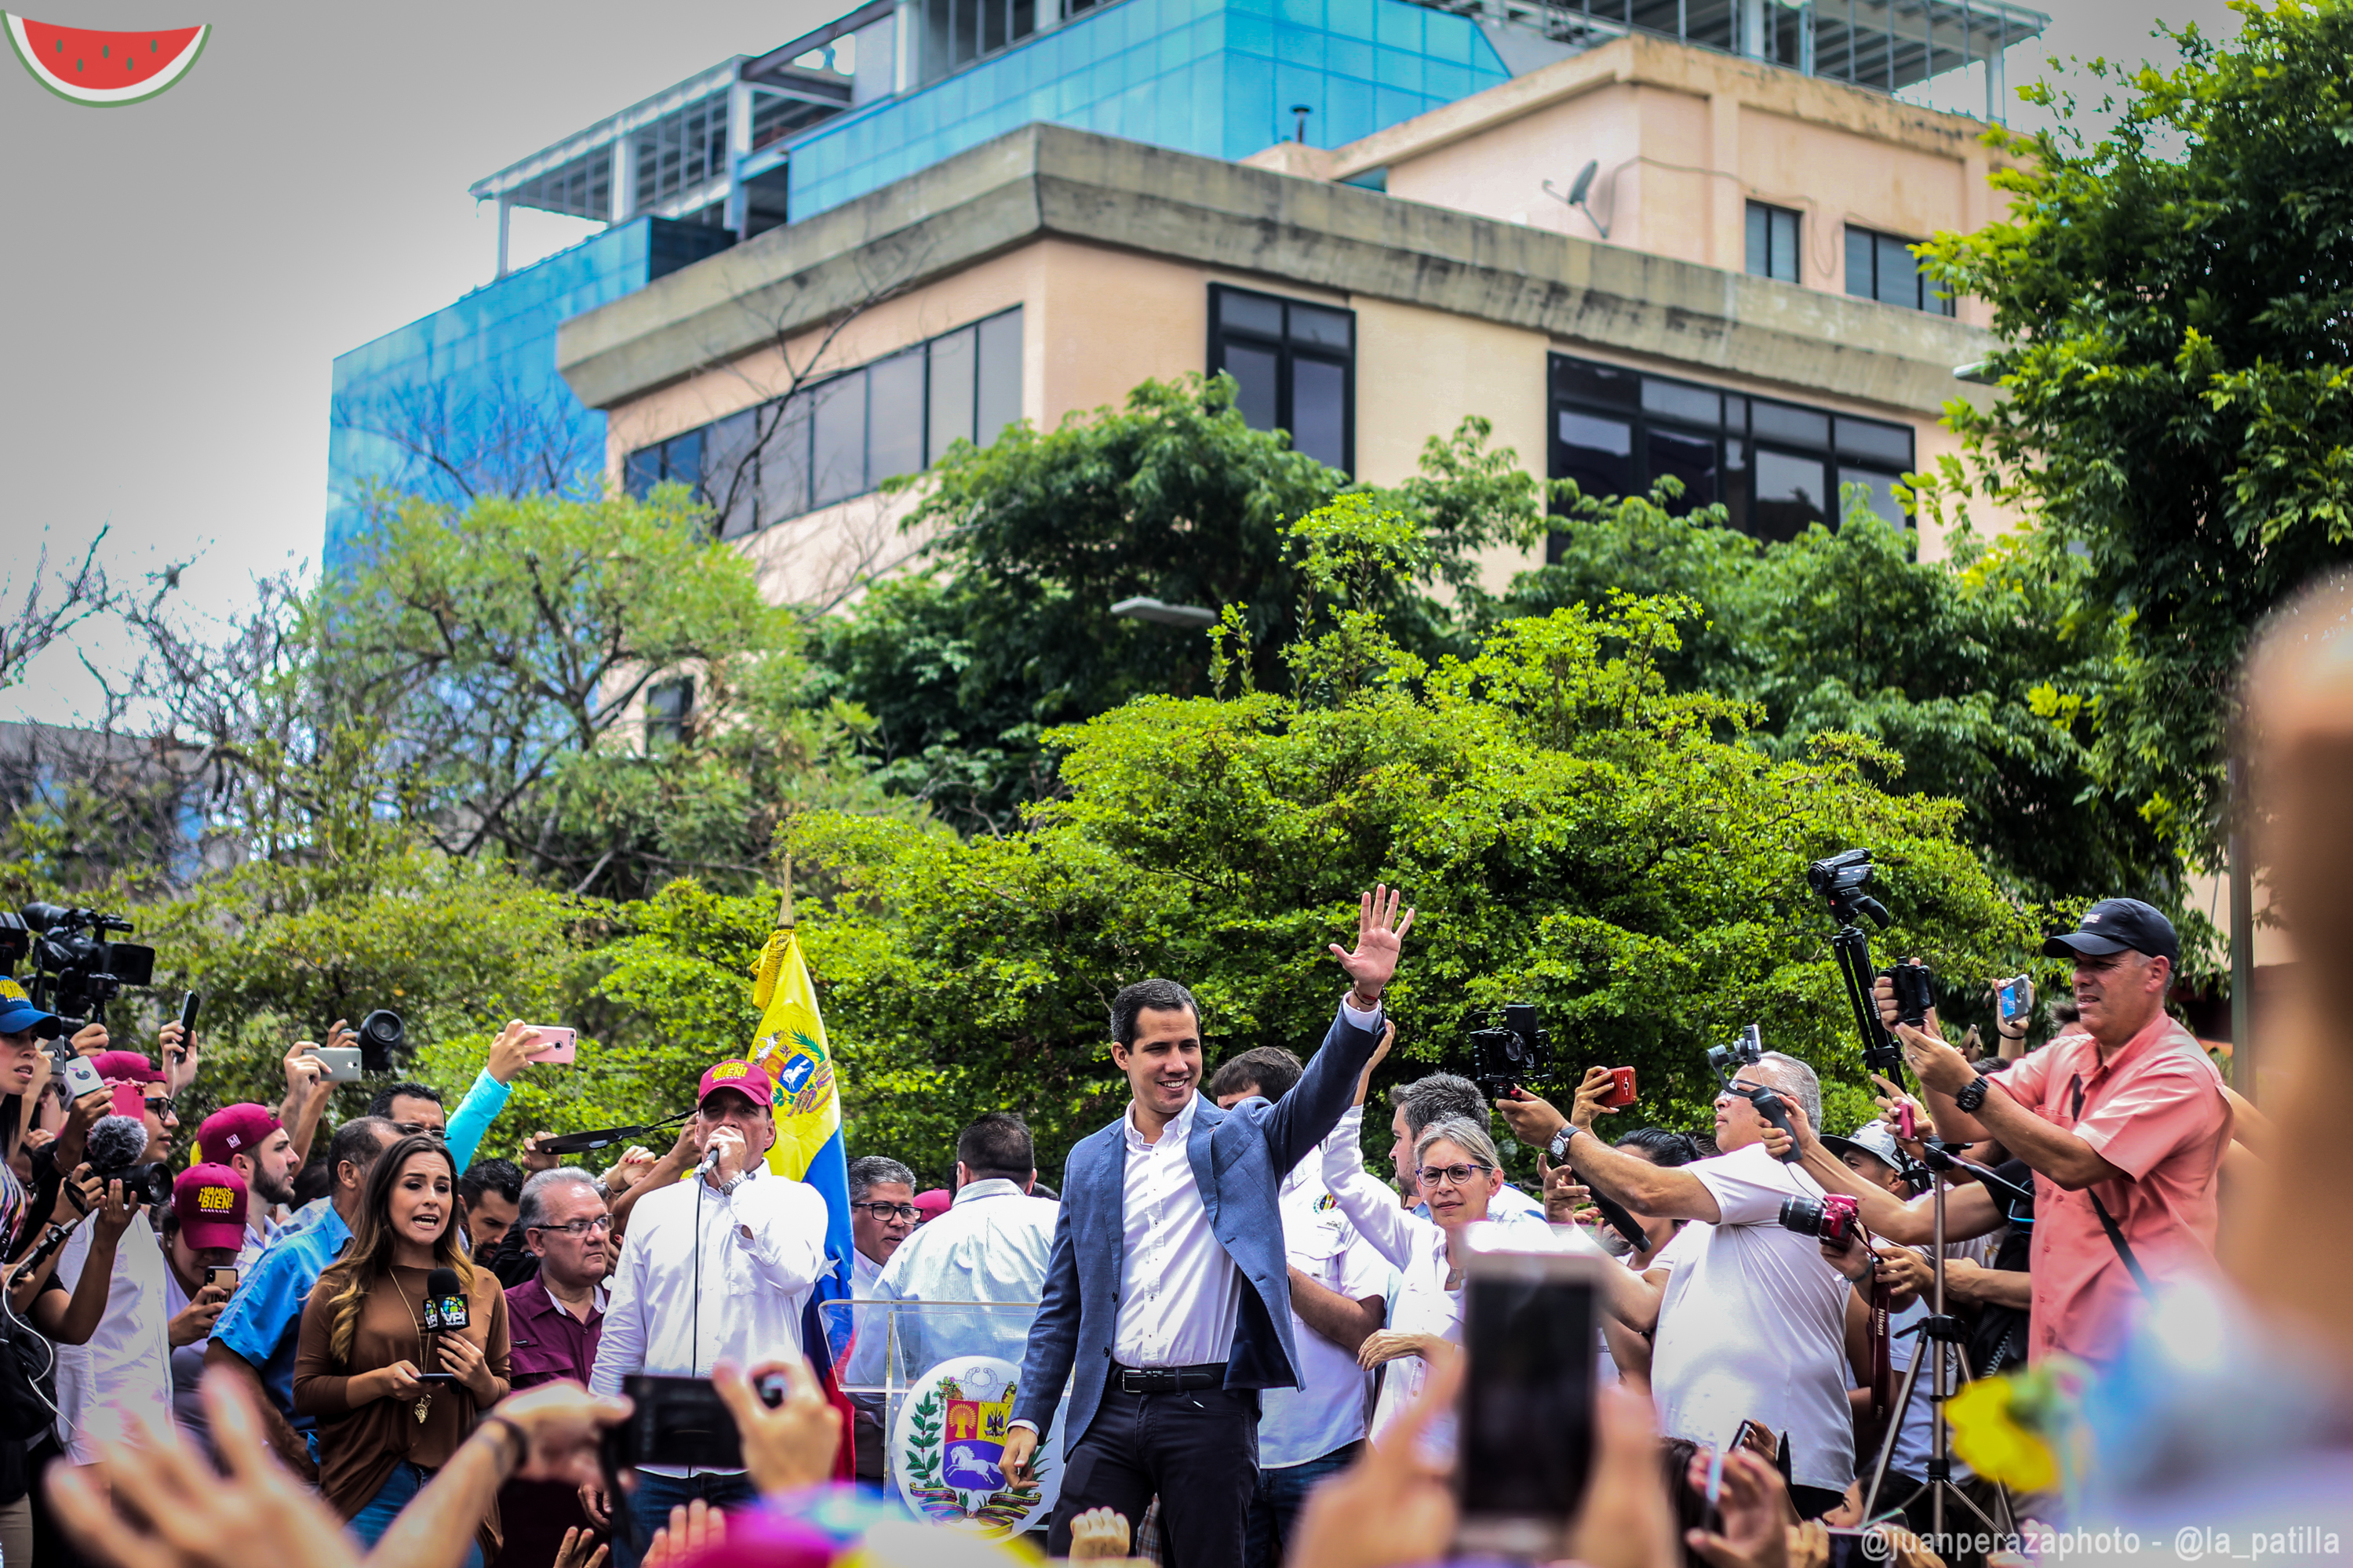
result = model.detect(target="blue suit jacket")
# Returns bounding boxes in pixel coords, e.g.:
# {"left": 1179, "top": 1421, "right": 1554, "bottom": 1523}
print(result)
{"left": 1011, "top": 1002, "right": 1382, "bottom": 1446}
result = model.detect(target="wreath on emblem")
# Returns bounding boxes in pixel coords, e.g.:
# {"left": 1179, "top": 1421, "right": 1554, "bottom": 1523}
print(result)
{"left": 901, "top": 1377, "right": 1047, "bottom": 1533}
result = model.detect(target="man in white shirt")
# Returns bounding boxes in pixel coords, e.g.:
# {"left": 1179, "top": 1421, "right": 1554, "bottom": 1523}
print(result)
{"left": 847, "top": 1155, "right": 918, "bottom": 1299}
{"left": 1209, "top": 1047, "right": 1389, "bottom": 1568}
{"left": 1499, "top": 1050, "right": 1866, "bottom": 1515}
{"left": 871, "top": 1111, "right": 1058, "bottom": 1371}
{"left": 588, "top": 1057, "right": 831, "bottom": 1568}
{"left": 1002, "top": 886, "right": 1413, "bottom": 1566}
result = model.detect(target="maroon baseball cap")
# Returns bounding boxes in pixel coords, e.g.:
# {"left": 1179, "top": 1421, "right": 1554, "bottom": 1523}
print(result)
{"left": 912, "top": 1188, "right": 951, "bottom": 1224}
{"left": 173, "top": 1164, "right": 249, "bottom": 1250}
{"left": 696, "top": 1058, "right": 774, "bottom": 1108}
{"left": 198, "top": 1103, "right": 285, "bottom": 1166}
{"left": 89, "top": 1050, "right": 163, "bottom": 1085}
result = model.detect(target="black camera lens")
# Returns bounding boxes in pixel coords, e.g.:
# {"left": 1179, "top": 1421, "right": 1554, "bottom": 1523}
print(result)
{"left": 1776, "top": 1195, "right": 1856, "bottom": 1245}
{"left": 359, "top": 1009, "right": 405, "bottom": 1072}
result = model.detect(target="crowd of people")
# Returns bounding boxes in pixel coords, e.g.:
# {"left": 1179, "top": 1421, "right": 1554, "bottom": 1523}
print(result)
{"left": 0, "top": 567, "right": 2346, "bottom": 1568}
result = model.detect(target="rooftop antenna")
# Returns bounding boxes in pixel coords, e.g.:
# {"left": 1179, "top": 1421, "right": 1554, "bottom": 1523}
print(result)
{"left": 1290, "top": 103, "right": 1313, "bottom": 143}
{"left": 1542, "top": 158, "right": 1612, "bottom": 240}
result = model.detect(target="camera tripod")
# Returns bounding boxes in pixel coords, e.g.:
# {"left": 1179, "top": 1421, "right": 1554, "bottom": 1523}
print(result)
{"left": 1859, "top": 1144, "right": 2031, "bottom": 1545}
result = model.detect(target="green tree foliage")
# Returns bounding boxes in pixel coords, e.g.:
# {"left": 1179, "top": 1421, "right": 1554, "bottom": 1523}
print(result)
{"left": 1920, "top": 0, "right": 2353, "bottom": 860}
{"left": 1516, "top": 488, "right": 2166, "bottom": 911}
{"left": 792, "top": 501, "right": 2038, "bottom": 1183}
{"left": 814, "top": 376, "right": 1546, "bottom": 831}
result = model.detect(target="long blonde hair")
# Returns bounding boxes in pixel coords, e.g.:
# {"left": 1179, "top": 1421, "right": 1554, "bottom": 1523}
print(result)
{"left": 315, "top": 1133, "right": 473, "bottom": 1366}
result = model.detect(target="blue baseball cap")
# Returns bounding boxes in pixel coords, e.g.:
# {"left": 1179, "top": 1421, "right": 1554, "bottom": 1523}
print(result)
{"left": 0, "top": 976, "right": 62, "bottom": 1040}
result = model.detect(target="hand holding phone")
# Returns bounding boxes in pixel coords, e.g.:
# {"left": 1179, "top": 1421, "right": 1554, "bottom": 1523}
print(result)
{"left": 204, "top": 1265, "right": 239, "bottom": 1294}
{"left": 1995, "top": 975, "right": 2034, "bottom": 1030}
{"left": 523, "top": 1026, "right": 577, "bottom": 1065}
{"left": 1456, "top": 1249, "right": 1600, "bottom": 1558}
{"left": 1597, "top": 1066, "right": 1637, "bottom": 1109}
{"left": 302, "top": 1042, "right": 364, "bottom": 1084}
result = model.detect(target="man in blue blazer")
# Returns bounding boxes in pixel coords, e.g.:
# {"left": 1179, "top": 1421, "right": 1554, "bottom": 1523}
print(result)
{"left": 1000, "top": 886, "right": 1415, "bottom": 1564}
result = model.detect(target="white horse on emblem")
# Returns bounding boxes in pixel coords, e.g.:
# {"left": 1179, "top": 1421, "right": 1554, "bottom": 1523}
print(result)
{"left": 943, "top": 1443, "right": 1003, "bottom": 1489}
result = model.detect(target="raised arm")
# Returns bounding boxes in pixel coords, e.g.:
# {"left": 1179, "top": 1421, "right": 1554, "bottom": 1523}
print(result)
{"left": 1320, "top": 1105, "right": 1424, "bottom": 1271}
{"left": 1497, "top": 1070, "right": 1722, "bottom": 1224}
{"left": 1264, "top": 886, "right": 1414, "bottom": 1173}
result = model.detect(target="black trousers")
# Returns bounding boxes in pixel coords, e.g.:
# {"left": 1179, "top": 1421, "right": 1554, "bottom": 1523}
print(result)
{"left": 1047, "top": 1384, "right": 1258, "bottom": 1568}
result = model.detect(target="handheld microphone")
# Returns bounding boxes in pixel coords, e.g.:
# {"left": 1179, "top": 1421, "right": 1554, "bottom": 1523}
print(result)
{"left": 694, "top": 1142, "right": 725, "bottom": 1179}
{"left": 421, "top": 1266, "right": 467, "bottom": 1381}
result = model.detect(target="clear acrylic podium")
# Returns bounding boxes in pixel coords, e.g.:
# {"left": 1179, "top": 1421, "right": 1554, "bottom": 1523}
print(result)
{"left": 818, "top": 1297, "right": 1069, "bottom": 1527}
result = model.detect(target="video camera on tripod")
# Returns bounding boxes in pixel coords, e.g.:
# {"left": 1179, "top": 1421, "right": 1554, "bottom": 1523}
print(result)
{"left": 1806, "top": 849, "right": 1941, "bottom": 1077}
{"left": 0, "top": 904, "right": 156, "bottom": 1042}
{"left": 1468, "top": 1003, "right": 1547, "bottom": 1101}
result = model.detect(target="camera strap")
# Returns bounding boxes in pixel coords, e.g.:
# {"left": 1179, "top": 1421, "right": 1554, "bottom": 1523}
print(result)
{"left": 1867, "top": 1264, "right": 1892, "bottom": 1422}
{"left": 2068, "top": 1075, "right": 2155, "bottom": 1300}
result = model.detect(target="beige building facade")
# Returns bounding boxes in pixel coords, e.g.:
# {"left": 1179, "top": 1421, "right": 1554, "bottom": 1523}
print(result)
{"left": 559, "top": 35, "right": 2005, "bottom": 609}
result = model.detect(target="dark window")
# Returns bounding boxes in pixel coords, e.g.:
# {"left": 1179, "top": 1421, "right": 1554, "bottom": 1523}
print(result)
{"left": 645, "top": 677, "right": 694, "bottom": 751}
{"left": 1209, "top": 285, "right": 1355, "bottom": 474}
{"left": 639, "top": 307, "right": 1024, "bottom": 537}
{"left": 1845, "top": 225, "right": 1954, "bottom": 316}
{"left": 622, "top": 429, "right": 705, "bottom": 503}
{"left": 1547, "top": 353, "right": 1916, "bottom": 548}
{"left": 1745, "top": 202, "right": 1800, "bottom": 285}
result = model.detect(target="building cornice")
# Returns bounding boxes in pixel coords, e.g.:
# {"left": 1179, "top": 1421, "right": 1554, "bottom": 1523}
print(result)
{"left": 556, "top": 122, "right": 1994, "bottom": 419}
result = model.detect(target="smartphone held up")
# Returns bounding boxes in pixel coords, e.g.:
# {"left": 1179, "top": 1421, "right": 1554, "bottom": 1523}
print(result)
{"left": 1454, "top": 1237, "right": 1601, "bottom": 1559}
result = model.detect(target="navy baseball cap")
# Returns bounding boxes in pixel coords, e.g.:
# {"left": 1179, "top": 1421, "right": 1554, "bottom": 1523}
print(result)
{"left": 2042, "top": 898, "right": 2180, "bottom": 968}
{"left": 0, "top": 976, "right": 61, "bottom": 1040}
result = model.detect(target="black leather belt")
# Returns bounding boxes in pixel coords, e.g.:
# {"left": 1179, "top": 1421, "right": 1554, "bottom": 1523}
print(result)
{"left": 1112, "top": 1362, "right": 1225, "bottom": 1394}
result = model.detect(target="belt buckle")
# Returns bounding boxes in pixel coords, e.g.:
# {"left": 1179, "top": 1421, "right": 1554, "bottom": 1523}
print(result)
{"left": 1126, "top": 1366, "right": 1176, "bottom": 1394}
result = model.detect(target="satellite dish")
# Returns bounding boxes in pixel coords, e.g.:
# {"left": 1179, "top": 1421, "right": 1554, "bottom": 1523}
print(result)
{"left": 1566, "top": 158, "right": 1599, "bottom": 207}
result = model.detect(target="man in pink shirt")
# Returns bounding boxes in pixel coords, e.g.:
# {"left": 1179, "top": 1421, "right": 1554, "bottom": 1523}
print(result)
{"left": 1885, "top": 899, "right": 2231, "bottom": 1362}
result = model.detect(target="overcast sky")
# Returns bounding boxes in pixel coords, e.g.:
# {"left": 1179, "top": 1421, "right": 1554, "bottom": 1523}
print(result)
{"left": 1, "top": 0, "right": 2239, "bottom": 729}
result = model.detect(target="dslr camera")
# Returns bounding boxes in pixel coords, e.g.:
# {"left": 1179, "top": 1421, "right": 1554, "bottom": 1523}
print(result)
{"left": 1776, "top": 1191, "right": 1860, "bottom": 1247}
{"left": 18, "top": 903, "right": 155, "bottom": 1033}
{"left": 1469, "top": 1003, "right": 1548, "bottom": 1099}
{"left": 86, "top": 1114, "right": 175, "bottom": 1210}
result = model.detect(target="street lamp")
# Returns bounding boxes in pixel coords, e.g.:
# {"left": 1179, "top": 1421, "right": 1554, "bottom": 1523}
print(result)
{"left": 1109, "top": 596, "right": 1218, "bottom": 629}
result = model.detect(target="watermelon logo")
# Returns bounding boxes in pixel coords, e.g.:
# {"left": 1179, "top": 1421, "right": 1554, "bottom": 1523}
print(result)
{"left": 3, "top": 13, "right": 207, "bottom": 105}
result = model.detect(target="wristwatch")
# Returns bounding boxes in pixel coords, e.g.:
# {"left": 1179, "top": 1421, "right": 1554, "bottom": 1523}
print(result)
{"left": 1546, "top": 1124, "right": 1582, "bottom": 1164}
{"left": 1953, "top": 1073, "right": 1992, "bottom": 1114}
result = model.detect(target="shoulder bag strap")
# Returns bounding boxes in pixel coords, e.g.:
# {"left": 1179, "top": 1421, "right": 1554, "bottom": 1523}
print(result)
{"left": 2070, "top": 1073, "right": 2156, "bottom": 1299}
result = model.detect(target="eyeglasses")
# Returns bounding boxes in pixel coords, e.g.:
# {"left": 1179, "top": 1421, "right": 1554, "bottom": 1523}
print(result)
{"left": 1417, "top": 1162, "right": 1494, "bottom": 1190}
{"left": 528, "top": 1215, "right": 614, "bottom": 1238}
{"left": 853, "top": 1202, "right": 922, "bottom": 1223}
{"left": 392, "top": 1123, "right": 446, "bottom": 1140}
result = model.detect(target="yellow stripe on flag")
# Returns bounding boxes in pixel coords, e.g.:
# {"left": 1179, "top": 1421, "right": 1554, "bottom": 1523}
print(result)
{"left": 746, "top": 927, "right": 840, "bottom": 1181}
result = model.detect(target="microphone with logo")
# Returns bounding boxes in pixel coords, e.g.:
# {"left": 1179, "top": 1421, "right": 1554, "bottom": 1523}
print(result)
{"left": 418, "top": 1266, "right": 470, "bottom": 1383}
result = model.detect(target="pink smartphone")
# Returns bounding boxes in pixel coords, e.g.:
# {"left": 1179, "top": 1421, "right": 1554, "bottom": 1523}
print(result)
{"left": 110, "top": 1082, "right": 148, "bottom": 1119}
{"left": 524, "top": 1026, "right": 577, "bottom": 1064}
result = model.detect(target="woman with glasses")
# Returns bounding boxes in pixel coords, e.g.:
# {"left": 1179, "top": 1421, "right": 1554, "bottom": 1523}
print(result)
{"left": 1324, "top": 1112, "right": 1505, "bottom": 1446}
{"left": 294, "top": 1131, "right": 512, "bottom": 1565}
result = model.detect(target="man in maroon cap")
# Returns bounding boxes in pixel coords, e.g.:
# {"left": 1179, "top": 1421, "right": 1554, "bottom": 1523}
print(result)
{"left": 585, "top": 1058, "right": 830, "bottom": 1568}
{"left": 199, "top": 1103, "right": 304, "bottom": 1268}
{"left": 161, "top": 1165, "right": 246, "bottom": 1453}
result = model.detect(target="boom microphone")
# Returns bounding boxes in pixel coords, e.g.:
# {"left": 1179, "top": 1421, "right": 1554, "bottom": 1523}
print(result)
{"left": 85, "top": 1115, "right": 151, "bottom": 1172}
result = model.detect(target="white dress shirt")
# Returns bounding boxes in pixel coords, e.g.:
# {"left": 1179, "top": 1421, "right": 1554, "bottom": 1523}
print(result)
{"left": 852, "top": 1246, "right": 886, "bottom": 1299}
{"left": 1260, "top": 1129, "right": 1390, "bottom": 1468}
{"left": 54, "top": 1213, "right": 172, "bottom": 1463}
{"left": 590, "top": 1166, "right": 831, "bottom": 1477}
{"left": 1113, "top": 1091, "right": 1241, "bottom": 1369}
{"left": 871, "top": 1177, "right": 1058, "bottom": 1371}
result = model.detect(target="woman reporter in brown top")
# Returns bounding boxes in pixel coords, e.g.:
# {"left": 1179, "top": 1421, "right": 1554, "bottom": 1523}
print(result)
{"left": 294, "top": 1132, "right": 512, "bottom": 1565}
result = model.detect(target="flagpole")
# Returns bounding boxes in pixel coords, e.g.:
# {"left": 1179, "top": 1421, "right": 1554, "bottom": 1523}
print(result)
{"left": 778, "top": 851, "right": 796, "bottom": 931}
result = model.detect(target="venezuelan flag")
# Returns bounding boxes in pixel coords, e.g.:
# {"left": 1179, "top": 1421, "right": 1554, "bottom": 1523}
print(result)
{"left": 747, "top": 926, "right": 855, "bottom": 1305}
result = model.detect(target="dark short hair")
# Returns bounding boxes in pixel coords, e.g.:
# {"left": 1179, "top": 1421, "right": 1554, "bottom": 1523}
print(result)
{"left": 1206, "top": 1046, "right": 1303, "bottom": 1104}
{"left": 1110, "top": 979, "right": 1200, "bottom": 1048}
{"left": 459, "top": 1158, "right": 524, "bottom": 1207}
{"left": 368, "top": 1081, "right": 443, "bottom": 1119}
{"left": 291, "top": 1153, "right": 333, "bottom": 1207}
{"left": 956, "top": 1113, "right": 1035, "bottom": 1183}
{"left": 329, "top": 1116, "right": 398, "bottom": 1187}
{"left": 1390, "top": 1072, "right": 1484, "bottom": 1137}
{"left": 1614, "top": 1127, "right": 1704, "bottom": 1166}
{"left": 848, "top": 1155, "right": 915, "bottom": 1202}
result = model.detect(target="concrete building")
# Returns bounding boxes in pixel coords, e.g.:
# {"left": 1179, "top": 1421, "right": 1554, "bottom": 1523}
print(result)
{"left": 553, "top": 21, "right": 2038, "bottom": 610}
{"left": 328, "top": 0, "right": 2042, "bottom": 577}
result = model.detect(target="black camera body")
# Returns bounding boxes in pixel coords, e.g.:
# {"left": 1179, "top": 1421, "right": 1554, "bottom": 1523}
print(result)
{"left": 1777, "top": 1191, "right": 1860, "bottom": 1246}
{"left": 21, "top": 903, "right": 155, "bottom": 1030}
{"left": 1469, "top": 1003, "right": 1547, "bottom": 1099}
{"left": 1806, "top": 849, "right": 1891, "bottom": 929}
{"left": 1705, "top": 1023, "right": 1762, "bottom": 1083}
{"left": 1887, "top": 964, "right": 1933, "bottom": 1029}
